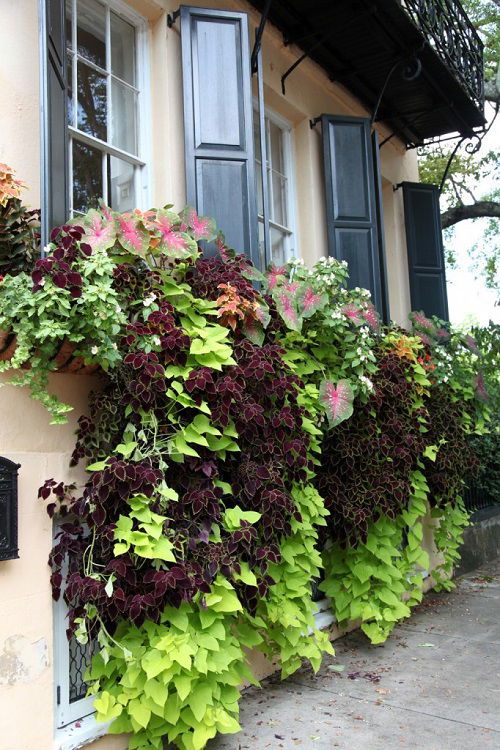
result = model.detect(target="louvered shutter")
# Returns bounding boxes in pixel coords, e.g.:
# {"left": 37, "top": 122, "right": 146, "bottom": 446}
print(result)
{"left": 402, "top": 182, "right": 449, "bottom": 321}
{"left": 41, "top": 0, "right": 69, "bottom": 247}
{"left": 322, "top": 115, "right": 386, "bottom": 316}
{"left": 181, "top": 6, "right": 259, "bottom": 266}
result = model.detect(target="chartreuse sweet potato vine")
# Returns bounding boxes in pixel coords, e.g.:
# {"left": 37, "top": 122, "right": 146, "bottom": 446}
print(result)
{"left": 0, "top": 192, "right": 491, "bottom": 748}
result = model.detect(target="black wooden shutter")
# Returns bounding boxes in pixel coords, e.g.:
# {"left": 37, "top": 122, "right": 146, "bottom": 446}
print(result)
{"left": 321, "top": 115, "right": 386, "bottom": 315}
{"left": 181, "top": 6, "right": 259, "bottom": 266}
{"left": 41, "top": 0, "right": 69, "bottom": 247}
{"left": 402, "top": 182, "right": 449, "bottom": 321}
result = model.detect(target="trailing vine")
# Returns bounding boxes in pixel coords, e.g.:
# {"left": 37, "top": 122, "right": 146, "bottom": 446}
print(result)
{"left": 0, "top": 188, "right": 492, "bottom": 749}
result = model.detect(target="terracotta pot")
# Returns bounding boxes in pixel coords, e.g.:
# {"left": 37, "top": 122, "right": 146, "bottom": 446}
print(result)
{"left": 0, "top": 330, "right": 17, "bottom": 362}
{"left": 0, "top": 331, "right": 100, "bottom": 374}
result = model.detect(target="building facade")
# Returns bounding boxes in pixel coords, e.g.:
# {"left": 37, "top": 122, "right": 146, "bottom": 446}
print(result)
{"left": 0, "top": 1, "right": 484, "bottom": 748}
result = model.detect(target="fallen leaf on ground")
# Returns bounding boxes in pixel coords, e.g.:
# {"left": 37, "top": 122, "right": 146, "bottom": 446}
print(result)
{"left": 375, "top": 688, "right": 390, "bottom": 694}
{"left": 418, "top": 643, "right": 436, "bottom": 648}
{"left": 327, "top": 665, "right": 345, "bottom": 672}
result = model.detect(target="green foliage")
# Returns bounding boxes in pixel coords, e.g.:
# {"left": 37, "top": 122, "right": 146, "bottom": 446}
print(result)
{"left": 0, "top": 190, "right": 490, "bottom": 749}
{"left": 87, "top": 579, "right": 253, "bottom": 750}
{"left": 0, "top": 245, "right": 126, "bottom": 421}
{"left": 430, "top": 500, "right": 470, "bottom": 592}
{"left": 321, "top": 470, "right": 430, "bottom": 644}
{"left": 245, "top": 483, "right": 334, "bottom": 678}
{"left": 264, "top": 257, "right": 379, "bottom": 428}
{"left": 0, "top": 197, "right": 39, "bottom": 276}
{"left": 113, "top": 494, "right": 177, "bottom": 562}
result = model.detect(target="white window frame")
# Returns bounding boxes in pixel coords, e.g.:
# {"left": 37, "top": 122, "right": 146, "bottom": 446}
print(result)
{"left": 53, "top": 521, "right": 109, "bottom": 750}
{"left": 66, "top": 0, "right": 151, "bottom": 215}
{"left": 254, "top": 104, "right": 298, "bottom": 265}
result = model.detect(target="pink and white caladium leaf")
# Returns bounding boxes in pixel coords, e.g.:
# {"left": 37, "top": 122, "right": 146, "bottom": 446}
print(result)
{"left": 241, "top": 263, "right": 266, "bottom": 283}
{"left": 82, "top": 209, "right": 117, "bottom": 251}
{"left": 319, "top": 379, "right": 354, "bottom": 428}
{"left": 363, "top": 301, "right": 379, "bottom": 331}
{"left": 153, "top": 209, "right": 198, "bottom": 259}
{"left": 216, "top": 233, "right": 233, "bottom": 262}
{"left": 342, "top": 303, "right": 364, "bottom": 326}
{"left": 179, "top": 206, "right": 217, "bottom": 241}
{"left": 255, "top": 303, "right": 271, "bottom": 329}
{"left": 275, "top": 289, "right": 302, "bottom": 332}
{"left": 265, "top": 264, "right": 288, "bottom": 291}
{"left": 116, "top": 214, "right": 150, "bottom": 256}
{"left": 242, "top": 319, "right": 265, "bottom": 346}
{"left": 98, "top": 199, "right": 114, "bottom": 221}
{"left": 297, "top": 284, "right": 327, "bottom": 318}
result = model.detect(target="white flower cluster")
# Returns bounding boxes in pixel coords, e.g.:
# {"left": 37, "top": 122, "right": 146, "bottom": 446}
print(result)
{"left": 359, "top": 374, "right": 374, "bottom": 391}
{"left": 143, "top": 292, "right": 157, "bottom": 307}
{"left": 352, "top": 287, "right": 371, "bottom": 299}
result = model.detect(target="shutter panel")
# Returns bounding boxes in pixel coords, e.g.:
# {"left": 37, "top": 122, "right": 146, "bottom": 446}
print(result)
{"left": 41, "top": 0, "right": 69, "bottom": 247}
{"left": 181, "top": 6, "right": 259, "bottom": 266}
{"left": 321, "top": 114, "right": 385, "bottom": 315}
{"left": 402, "top": 182, "right": 449, "bottom": 321}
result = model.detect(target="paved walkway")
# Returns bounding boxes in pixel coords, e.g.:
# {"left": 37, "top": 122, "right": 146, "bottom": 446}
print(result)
{"left": 208, "top": 559, "right": 500, "bottom": 750}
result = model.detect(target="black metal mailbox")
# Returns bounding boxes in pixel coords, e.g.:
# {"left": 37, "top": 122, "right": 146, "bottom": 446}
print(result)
{"left": 0, "top": 456, "right": 21, "bottom": 560}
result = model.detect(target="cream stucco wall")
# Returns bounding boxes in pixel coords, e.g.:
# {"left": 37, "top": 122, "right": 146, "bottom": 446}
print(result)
{"left": 0, "top": 2, "right": 426, "bottom": 749}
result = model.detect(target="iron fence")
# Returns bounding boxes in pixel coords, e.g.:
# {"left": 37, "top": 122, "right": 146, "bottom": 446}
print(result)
{"left": 463, "top": 484, "right": 499, "bottom": 515}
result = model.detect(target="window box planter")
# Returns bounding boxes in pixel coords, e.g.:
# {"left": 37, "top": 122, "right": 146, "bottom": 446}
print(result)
{"left": 0, "top": 329, "right": 99, "bottom": 374}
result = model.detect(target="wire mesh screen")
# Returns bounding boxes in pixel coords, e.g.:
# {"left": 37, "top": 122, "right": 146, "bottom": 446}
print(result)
{"left": 69, "top": 636, "right": 97, "bottom": 704}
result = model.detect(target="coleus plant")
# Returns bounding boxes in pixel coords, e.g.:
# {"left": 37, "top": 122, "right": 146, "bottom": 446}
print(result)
{"left": 33, "top": 205, "right": 330, "bottom": 749}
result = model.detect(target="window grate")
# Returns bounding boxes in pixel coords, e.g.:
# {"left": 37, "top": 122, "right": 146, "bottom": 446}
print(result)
{"left": 68, "top": 636, "right": 97, "bottom": 704}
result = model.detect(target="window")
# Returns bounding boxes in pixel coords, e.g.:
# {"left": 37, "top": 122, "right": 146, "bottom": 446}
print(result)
{"left": 253, "top": 108, "right": 296, "bottom": 268}
{"left": 54, "top": 590, "right": 97, "bottom": 731}
{"left": 53, "top": 524, "right": 105, "bottom": 749}
{"left": 65, "top": 0, "right": 148, "bottom": 216}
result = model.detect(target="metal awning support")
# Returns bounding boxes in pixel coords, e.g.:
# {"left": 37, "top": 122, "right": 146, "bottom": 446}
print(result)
{"left": 167, "top": 7, "right": 180, "bottom": 28}
{"left": 251, "top": 0, "right": 273, "bottom": 74}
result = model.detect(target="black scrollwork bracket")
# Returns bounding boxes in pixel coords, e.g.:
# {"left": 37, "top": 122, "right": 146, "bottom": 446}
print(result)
{"left": 0, "top": 456, "right": 21, "bottom": 561}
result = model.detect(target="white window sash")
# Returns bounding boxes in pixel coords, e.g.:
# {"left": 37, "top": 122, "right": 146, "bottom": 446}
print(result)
{"left": 253, "top": 103, "right": 298, "bottom": 263}
{"left": 67, "top": 0, "right": 151, "bottom": 215}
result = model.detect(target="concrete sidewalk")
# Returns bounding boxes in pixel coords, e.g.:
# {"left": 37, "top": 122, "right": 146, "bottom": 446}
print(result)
{"left": 208, "top": 559, "right": 500, "bottom": 750}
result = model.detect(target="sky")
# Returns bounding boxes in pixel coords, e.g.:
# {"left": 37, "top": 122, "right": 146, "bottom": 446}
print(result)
{"left": 442, "top": 113, "right": 499, "bottom": 328}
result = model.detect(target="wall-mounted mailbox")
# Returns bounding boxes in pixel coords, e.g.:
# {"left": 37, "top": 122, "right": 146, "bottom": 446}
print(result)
{"left": 0, "top": 456, "right": 20, "bottom": 561}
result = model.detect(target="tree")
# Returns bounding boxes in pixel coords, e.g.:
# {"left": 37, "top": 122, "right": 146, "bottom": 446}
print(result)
{"left": 417, "top": 0, "right": 500, "bottom": 292}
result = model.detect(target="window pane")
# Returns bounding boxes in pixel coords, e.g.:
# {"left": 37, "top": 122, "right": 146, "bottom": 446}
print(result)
{"left": 77, "top": 0, "right": 106, "bottom": 69}
{"left": 272, "top": 171, "right": 287, "bottom": 227}
{"left": 271, "top": 227, "right": 287, "bottom": 267}
{"left": 65, "top": 0, "right": 73, "bottom": 49}
{"left": 111, "top": 79, "right": 137, "bottom": 154}
{"left": 108, "top": 156, "right": 135, "bottom": 212}
{"left": 269, "top": 120, "right": 284, "bottom": 174}
{"left": 73, "top": 140, "right": 103, "bottom": 212}
{"left": 111, "top": 11, "right": 135, "bottom": 85}
{"left": 77, "top": 61, "right": 107, "bottom": 140}
{"left": 67, "top": 53, "right": 74, "bottom": 126}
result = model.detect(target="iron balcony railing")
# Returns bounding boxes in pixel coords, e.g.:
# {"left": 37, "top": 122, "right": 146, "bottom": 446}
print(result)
{"left": 400, "top": 0, "right": 484, "bottom": 113}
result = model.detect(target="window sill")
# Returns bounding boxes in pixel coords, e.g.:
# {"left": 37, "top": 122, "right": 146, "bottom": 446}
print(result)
{"left": 312, "top": 597, "right": 336, "bottom": 631}
{"left": 55, "top": 714, "right": 111, "bottom": 750}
